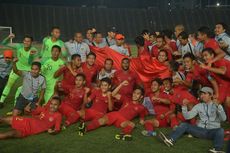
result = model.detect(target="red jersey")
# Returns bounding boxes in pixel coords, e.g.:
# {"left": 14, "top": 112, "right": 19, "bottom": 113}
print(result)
{"left": 61, "top": 84, "right": 85, "bottom": 110}
{"left": 82, "top": 62, "right": 99, "bottom": 87}
{"left": 12, "top": 107, "right": 62, "bottom": 137}
{"left": 212, "top": 59, "right": 230, "bottom": 80}
{"left": 113, "top": 70, "right": 141, "bottom": 97}
{"left": 89, "top": 89, "right": 110, "bottom": 114}
{"left": 117, "top": 96, "right": 147, "bottom": 120}
{"left": 148, "top": 91, "right": 174, "bottom": 115}
{"left": 151, "top": 46, "right": 172, "bottom": 61}
{"left": 169, "top": 86, "right": 198, "bottom": 106}
{"left": 192, "top": 64, "right": 213, "bottom": 87}
{"left": 204, "top": 39, "right": 219, "bottom": 51}
{"left": 169, "top": 40, "right": 178, "bottom": 52}
{"left": 57, "top": 66, "right": 83, "bottom": 87}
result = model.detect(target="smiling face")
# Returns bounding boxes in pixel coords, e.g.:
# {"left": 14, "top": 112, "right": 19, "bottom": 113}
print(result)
{"left": 151, "top": 81, "right": 160, "bottom": 93}
{"left": 86, "top": 54, "right": 96, "bottom": 66}
{"left": 156, "top": 37, "right": 165, "bottom": 48}
{"left": 202, "top": 51, "right": 214, "bottom": 64}
{"left": 23, "top": 37, "right": 32, "bottom": 48}
{"left": 157, "top": 51, "right": 168, "bottom": 63}
{"left": 100, "top": 81, "right": 110, "bottom": 93}
{"left": 132, "top": 89, "right": 143, "bottom": 102}
{"left": 183, "top": 57, "right": 193, "bottom": 70}
{"left": 30, "top": 65, "right": 40, "bottom": 77}
{"left": 49, "top": 99, "right": 60, "bottom": 112}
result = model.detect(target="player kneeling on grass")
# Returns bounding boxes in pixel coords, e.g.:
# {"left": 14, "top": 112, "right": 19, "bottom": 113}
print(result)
{"left": 159, "top": 87, "right": 226, "bottom": 153}
{"left": 78, "top": 81, "right": 147, "bottom": 141}
{"left": 0, "top": 96, "right": 62, "bottom": 139}
{"left": 12, "top": 58, "right": 46, "bottom": 116}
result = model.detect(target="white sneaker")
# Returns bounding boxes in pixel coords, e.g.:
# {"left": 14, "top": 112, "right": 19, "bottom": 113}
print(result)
{"left": 159, "top": 131, "right": 174, "bottom": 147}
{"left": 209, "top": 148, "right": 225, "bottom": 153}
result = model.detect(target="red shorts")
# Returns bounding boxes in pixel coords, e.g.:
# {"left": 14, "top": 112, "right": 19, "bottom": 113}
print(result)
{"left": 11, "top": 116, "right": 31, "bottom": 137}
{"left": 84, "top": 109, "right": 104, "bottom": 121}
{"left": 106, "top": 112, "right": 127, "bottom": 128}
{"left": 156, "top": 115, "right": 169, "bottom": 127}
{"left": 59, "top": 102, "right": 77, "bottom": 117}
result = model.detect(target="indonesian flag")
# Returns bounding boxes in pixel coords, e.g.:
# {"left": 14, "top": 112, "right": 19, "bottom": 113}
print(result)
{"left": 90, "top": 46, "right": 171, "bottom": 85}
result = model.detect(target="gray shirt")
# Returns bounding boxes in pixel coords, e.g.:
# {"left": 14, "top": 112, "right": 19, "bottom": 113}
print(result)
{"left": 110, "top": 45, "right": 130, "bottom": 56}
{"left": 0, "top": 55, "right": 12, "bottom": 79}
{"left": 65, "top": 41, "right": 90, "bottom": 62}
{"left": 104, "top": 37, "right": 116, "bottom": 46}
{"left": 215, "top": 32, "right": 230, "bottom": 60}
{"left": 182, "top": 102, "right": 226, "bottom": 129}
{"left": 21, "top": 71, "right": 46, "bottom": 100}
{"left": 178, "top": 42, "right": 195, "bottom": 57}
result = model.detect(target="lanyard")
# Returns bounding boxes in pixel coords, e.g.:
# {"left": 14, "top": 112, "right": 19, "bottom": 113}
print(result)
{"left": 74, "top": 42, "right": 82, "bottom": 53}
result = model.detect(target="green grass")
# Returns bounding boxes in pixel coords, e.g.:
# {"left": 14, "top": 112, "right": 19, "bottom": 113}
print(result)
{"left": 0, "top": 44, "right": 229, "bottom": 153}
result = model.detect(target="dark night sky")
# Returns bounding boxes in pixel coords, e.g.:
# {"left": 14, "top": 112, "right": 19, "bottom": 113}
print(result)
{"left": 0, "top": 0, "right": 229, "bottom": 9}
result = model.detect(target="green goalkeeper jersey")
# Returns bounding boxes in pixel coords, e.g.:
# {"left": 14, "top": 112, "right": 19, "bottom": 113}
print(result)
{"left": 41, "top": 36, "right": 67, "bottom": 61}
{"left": 41, "top": 58, "right": 65, "bottom": 83}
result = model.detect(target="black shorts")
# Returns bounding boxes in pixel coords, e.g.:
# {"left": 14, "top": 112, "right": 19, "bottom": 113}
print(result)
{"left": 14, "top": 94, "right": 38, "bottom": 111}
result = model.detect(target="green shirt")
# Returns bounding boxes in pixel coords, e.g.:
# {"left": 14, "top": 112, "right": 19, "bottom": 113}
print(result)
{"left": 41, "top": 58, "right": 65, "bottom": 83}
{"left": 41, "top": 37, "right": 67, "bottom": 60}
{"left": 1, "top": 38, "right": 38, "bottom": 71}
{"left": 15, "top": 44, "right": 38, "bottom": 71}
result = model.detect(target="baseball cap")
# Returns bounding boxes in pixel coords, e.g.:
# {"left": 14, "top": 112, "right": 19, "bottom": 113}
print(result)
{"left": 115, "top": 34, "right": 125, "bottom": 40}
{"left": 3, "top": 50, "right": 13, "bottom": 59}
{"left": 200, "top": 87, "right": 213, "bottom": 95}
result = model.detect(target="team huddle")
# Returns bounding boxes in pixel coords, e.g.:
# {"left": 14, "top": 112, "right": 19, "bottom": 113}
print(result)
{"left": 0, "top": 23, "right": 230, "bottom": 153}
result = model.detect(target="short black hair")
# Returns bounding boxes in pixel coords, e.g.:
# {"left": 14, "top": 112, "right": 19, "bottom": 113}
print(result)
{"left": 105, "top": 58, "right": 113, "bottom": 65}
{"left": 101, "top": 77, "right": 112, "bottom": 85}
{"left": 149, "top": 32, "right": 157, "bottom": 37}
{"left": 52, "top": 45, "right": 61, "bottom": 52}
{"left": 162, "top": 77, "right": 173, "bottom": 83}
{"left": 51, "top": 96, "right": 61, "bottom": 104}
{"left": 161, "top": 29, "right": 173, "bottom": 39}
{"left": 216, "top": 22, "right": 228, "bottom": 31}
{"left": 134, "top": 36, "right": 145, "bottom": 46}
{"left": 183, "top": 53, "right": 195, "bottom": 60}
{"left": 76, "top": 73, "right": 86, "bottom": 80}
{"left": 51, "top": 26, "right": 60, "bottom": 31}
{"left": 24, "top": 35, "right": 33, "bottom": 42}
{"left": 197, "top": 26, "right": 213, "bottom": 38}
{"left": 87, "top": 52, "right": 96, "bottom": 58}
{"left": 202, "top": 47, "right": 215, "bottom": 55}
{"left": 156, "top": 35, "right": 165, "bottom": 40}
{"left": 121, "top": 57, "right": 130, "bottom": 63}
{"left": 178, "top": 31, "right": 189, "bottom": 40}
{"left": 32, "top": 61, "right": 41, "bottom": 69}
{"left": 151, "top": 78, "right": 162, "bottom": 85}
{"left": 141, "top": 29, "right": 149, "bottom": 35}
{"left": 133, "top": 85, "right": 145, "bottom": 96}
{"left": 71, "top": 54, "right": 81, "bottom": 60}
{"left": 169, "top": 61, "right": 180, "bottom": 72}
{"left": 158, "top": 50, "right": 168, "bottom": 59}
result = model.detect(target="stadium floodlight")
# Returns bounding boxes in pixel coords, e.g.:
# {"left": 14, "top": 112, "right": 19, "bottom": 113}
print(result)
{"left": 0, "top": 26, "right": 13, "bottom": 43}
{"left": 216, "top": 2, "right": 220, "bottom": 6}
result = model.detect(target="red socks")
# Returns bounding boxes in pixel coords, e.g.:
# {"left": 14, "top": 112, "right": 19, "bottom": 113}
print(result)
{"left": 144, "top": 121, "right": 154, "bottom": 131}
{"left": 86, "top": 119, "right": 101, "bottom": 132}
{"left": 122, "top": 125, "right": 134, "bottom": 134}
